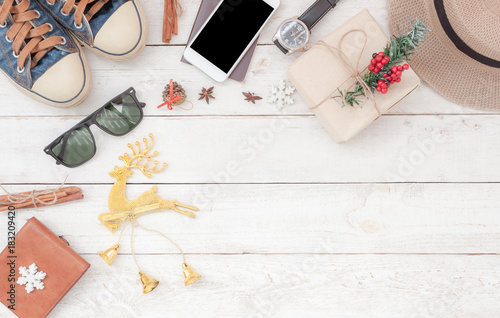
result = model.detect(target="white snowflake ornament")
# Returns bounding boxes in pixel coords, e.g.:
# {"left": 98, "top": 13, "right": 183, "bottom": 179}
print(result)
{"left": 17, "top": 263, "right": 46, "bottom": 294}
{"left": 268, "top": 80, "right": 296, "bottom": 110}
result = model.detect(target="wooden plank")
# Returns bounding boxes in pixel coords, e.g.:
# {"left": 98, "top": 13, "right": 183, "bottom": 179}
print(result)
{"left": 0, "top": 46, "right": 488, "bottom": 116}
{"left": 1, "top": 254, "right": 499, "bottom": 317}
{"left": 0, "top": 183, "right": 499, "bottom": 254}
{"left": 0, "top": 116, "right": 499, "bottom": 183}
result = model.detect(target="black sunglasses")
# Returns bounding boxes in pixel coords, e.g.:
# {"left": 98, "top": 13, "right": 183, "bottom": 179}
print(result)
{"left": 44, "top": 87, "right": 146, "bottom": 168}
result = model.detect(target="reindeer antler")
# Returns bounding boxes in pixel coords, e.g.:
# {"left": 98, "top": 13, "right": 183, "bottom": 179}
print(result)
{"left": 118, "top": 133, "right": 167, "bottom": 178}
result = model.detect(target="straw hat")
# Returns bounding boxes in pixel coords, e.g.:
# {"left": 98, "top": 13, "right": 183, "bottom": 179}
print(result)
{"left": 388, "top": 0, "right": 500, "bottom": 110}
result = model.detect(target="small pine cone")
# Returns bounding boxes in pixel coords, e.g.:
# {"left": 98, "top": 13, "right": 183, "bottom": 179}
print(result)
{"left": 162, "top": 81, "right": 187, "bottom": 106}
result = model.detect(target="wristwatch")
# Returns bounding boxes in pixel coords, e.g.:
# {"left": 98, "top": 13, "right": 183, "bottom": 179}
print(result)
{"left": 273, "top": 0, "right": 340, "bottom": 55}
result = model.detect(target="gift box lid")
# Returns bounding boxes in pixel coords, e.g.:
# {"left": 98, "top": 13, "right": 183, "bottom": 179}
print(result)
{"left": 0, "top": 217, "right": 90, "bottom": 318}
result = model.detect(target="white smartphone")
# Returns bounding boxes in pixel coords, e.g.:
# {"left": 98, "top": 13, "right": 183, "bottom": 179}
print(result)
{"left": 184, "top": 0, "right": 280, "bottom": 82}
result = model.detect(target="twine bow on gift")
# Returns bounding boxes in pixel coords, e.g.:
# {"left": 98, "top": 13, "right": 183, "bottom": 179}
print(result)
{"left": 310, "top": 30, "right": 381, "bottom": 118}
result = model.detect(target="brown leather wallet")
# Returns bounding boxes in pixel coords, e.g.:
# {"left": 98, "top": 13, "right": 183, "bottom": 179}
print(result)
{"left": 0, "top": 217, "right": 90, "bottom": 318}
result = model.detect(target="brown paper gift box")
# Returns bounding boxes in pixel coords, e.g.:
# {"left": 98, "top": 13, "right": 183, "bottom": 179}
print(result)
{"left": 0, "top": 217, "right": 90, "bottom": 318}
{"left": 288, "top": 10, "right": 421, "bottom": 143}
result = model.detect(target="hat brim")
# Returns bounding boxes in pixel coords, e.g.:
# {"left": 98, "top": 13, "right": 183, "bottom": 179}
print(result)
{"left": 388, "top": 0, "right": 500, "bottom": 111}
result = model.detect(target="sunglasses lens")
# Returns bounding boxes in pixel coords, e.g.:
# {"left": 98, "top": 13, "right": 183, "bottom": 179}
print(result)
{"left": 51, "top": 127, "right": 95, "bottom": 167}
{"left": 96, "top": 94, "right": 142, "bottom": 135}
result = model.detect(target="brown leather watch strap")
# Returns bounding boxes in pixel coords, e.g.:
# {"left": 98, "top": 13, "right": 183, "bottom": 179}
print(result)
{"left": 299, "top": 0, "right": 338, "bottom": 31}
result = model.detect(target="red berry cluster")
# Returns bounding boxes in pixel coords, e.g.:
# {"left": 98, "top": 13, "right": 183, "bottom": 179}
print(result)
{"left": 368, "top": 52, "right": 410, "bottom": 94}
{"left": 376, "top": 64, "right": 410, "bottom": 94}
{"left": 368, "top": 52, "right": 389, "bottom": 73}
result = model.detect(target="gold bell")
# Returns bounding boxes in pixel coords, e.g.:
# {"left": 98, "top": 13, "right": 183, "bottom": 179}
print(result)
{"left": 182, "top": 263, "right": 201, "bottom": 286}
{"left": 98, "top": 244, "right": 121, "bottom": 266}
{"left": 139, "top": 271, "right": 159, "bottom": 294}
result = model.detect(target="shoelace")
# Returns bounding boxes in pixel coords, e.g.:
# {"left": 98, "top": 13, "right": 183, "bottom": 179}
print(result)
{"left": 0, "top": 0, "right": 64, "bottom": 72}
{"left": 46, "top": 0, "right": 128, "bottom": 27}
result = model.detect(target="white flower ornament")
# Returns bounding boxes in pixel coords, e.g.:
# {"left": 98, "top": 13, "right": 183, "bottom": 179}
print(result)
{"left": 17, "top": 263, "right": 46, "bottom": 294}
{"left": 268, "top": 80, "right": 296, "bottom": 110}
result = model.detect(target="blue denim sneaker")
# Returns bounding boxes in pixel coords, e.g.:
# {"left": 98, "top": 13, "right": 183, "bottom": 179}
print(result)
{"left": 0, "top": 0, "right": 91, "bottom": 107}
{"left": 38, "top": 0, "right": 148, "bottom": 61}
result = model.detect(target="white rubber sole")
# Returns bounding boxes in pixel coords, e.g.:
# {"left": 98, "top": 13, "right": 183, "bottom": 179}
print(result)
{"left": 79, "top": 0, "right": 149, "bottom": 62}
{"left": 0, "top": 44, "right": 92, "bottom": 108}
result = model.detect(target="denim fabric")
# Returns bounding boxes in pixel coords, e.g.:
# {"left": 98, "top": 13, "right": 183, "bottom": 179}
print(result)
{"left": 0, "top": 0, "right": 78, "bottom": 88}
{"left": 37, "top": 0, "right": 127, "bottom": 46}
{"left": 87, "top": 0, "right": 127, "bottom": 38}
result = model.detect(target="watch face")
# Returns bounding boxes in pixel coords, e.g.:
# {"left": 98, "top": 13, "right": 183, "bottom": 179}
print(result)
{"left": 279, "top": 20, "right": 309, "bottom": 49}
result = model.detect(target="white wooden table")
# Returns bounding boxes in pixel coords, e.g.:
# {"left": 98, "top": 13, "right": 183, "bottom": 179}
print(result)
{"left": 1, "top": 0, "right": 500, "bottom": 317}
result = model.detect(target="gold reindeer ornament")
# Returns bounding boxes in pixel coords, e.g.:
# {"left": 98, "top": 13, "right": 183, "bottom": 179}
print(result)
{"left": 98, "top": 134, "right": 201, "bottom": 293}
{"left": 99, "top": 133, "right": 198, "bottom": 232}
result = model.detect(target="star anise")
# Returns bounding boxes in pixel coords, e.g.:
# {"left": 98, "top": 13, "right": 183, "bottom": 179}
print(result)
{"left": 243, "top": 92, "right": 262, "bottom": 104}
{"left": 199, "top": 87, "right": 215, "bottom": 104}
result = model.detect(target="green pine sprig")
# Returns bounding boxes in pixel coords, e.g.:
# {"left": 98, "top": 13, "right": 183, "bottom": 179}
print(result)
{"left": 334, "top": 19, "right": 430, "bottom": 107}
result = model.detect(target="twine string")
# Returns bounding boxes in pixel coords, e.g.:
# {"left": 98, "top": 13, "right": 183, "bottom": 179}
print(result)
{"left": 167, "top": 0, "right": 183, "bottom": 27}
{"left": 135, "top": 219, "right": 186, "bottom": 263}
{"left": 130, "top": 219, "right": 142, "bottom": 272}
{"left": 174, "top": 0, "right": 183, "bottom": 17}
{"left": 128, "top": 216, "right": 186, "bottom": 271}
{"left": 109, "top": 204, "right": 190, "bottom": 271}
{"left": 309, "top": 30, "right": 381, "bottom": 118}
{"left": 172, "top": 100, "right": 194, "bottom": 111}
{"left": 0, "top": 176, "right": 68, "bottom": 207}
{"left": 116, "top": 220, "right": 128, "bottom": 245}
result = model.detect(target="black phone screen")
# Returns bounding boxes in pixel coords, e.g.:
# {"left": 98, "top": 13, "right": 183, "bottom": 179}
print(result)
{"left": 190, "top": 0, "right": 274, "bottom": 73}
